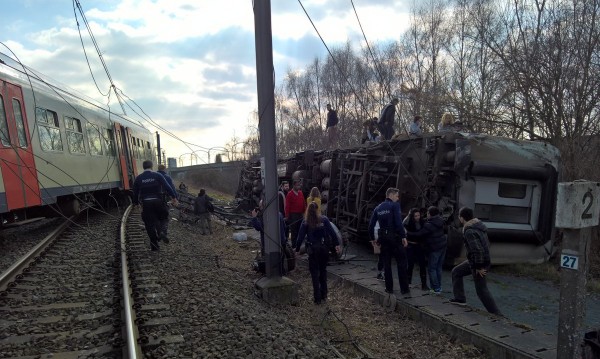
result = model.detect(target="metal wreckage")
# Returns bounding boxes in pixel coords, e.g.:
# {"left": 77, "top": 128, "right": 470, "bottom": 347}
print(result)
{"left": 236, "top": 131, "right": 560, "bottom": 265}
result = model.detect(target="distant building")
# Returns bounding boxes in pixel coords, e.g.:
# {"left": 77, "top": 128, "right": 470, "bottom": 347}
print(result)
{"left": 167, "top": 157, "right": 177, "bottom": 168}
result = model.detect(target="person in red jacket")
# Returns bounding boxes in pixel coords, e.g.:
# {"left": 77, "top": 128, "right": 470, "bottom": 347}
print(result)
{"left": 285, "top": 180, "right": 306, "bottom": 248}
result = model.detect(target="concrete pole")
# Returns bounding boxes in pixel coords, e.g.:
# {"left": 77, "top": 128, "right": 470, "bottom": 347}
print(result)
{"left": 557, "top": 227, "right": 591, "bottom": 358}
{"left": 253, "top": 0, "right": 298, "bottom": 305}
{"left": 555, "top": 181, "right": 600, "bottom": 358}
{"left": 254, "top": 0, "right": 281, "bottom": 278}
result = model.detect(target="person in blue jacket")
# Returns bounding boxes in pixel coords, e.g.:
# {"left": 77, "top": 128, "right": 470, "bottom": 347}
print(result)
{"left": 368, "top": 187, "right": 410, "bottom": 295}
{"left": 295, "top": 202, "right": 341, "bottom": 304}
{"left": 132, "top": 160, "right": 178, "bottom": 251}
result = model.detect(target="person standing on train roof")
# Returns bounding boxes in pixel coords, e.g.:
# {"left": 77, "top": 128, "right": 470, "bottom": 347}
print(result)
{"left": 295, "top": 201, "right": 341, "bottom": 304}
{"left": 449, "top": 207, "right": 503, "bottom": 316}
{"left": 157, "top": 164, "right": 177, "bottom": 242}
{"left": 377, "top": 98, "right": 399, "bottom": 140}
{"left": 368, "top": 187, "right": 410, "bottom": 295}
{"left": 326, "top": 104, "right": 339, "bottom": 147}
{"left": 285, "top": 180, "right": 306, "bottom": 248}
{"left": 132, "top": 160, "right": 178, "bottom": 251}
{"left": 409, "top": 115, "right": 423, "bottom": 137}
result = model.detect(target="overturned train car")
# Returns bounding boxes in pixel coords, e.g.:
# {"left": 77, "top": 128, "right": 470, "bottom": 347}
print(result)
{"left": 236, "top": 132, "right": 560, "bottom": 265}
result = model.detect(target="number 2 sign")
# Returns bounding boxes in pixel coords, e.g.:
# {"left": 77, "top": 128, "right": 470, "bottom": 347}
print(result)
{"left": 555, "top": 181, "right": 600, "bottom": 229}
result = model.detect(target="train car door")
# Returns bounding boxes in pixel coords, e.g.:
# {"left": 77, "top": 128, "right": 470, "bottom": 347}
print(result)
{"left": 0, "top": 80, "right": 41, "bottom": 210}
{"left": 113, "top": 122, "right": 135, "bottom": 190}
{"left": 124, "top": 127, "right": 139, "bottom": 178}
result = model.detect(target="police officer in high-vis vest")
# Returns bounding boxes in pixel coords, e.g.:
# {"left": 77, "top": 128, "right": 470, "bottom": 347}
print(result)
{"left": 368, "top": 187, "right": 410, "bottom": 295}
{"left": 132, "top": 160, "right": 178, "bottom": 251}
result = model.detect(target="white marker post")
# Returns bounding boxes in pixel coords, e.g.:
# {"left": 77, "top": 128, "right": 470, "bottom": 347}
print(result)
{"left": 555, "top": 181, "right": 600, "bottom": 359}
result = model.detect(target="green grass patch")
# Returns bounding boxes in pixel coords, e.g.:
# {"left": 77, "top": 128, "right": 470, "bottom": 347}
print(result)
{"left": 494, "top": 262, "right": 600, "bottom": 294}
{"left": 494, "top": 262, "right": 559, "bottom": 284}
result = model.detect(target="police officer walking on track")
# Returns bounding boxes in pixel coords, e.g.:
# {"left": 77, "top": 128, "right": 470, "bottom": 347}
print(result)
{"left": 133, "top": 160, "right": 179, "bottom": 251}
{"left": 368, "top": 187, "right": 410, "bottom": 295}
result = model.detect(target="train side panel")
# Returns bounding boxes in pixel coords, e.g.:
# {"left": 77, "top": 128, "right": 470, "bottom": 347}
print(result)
{"left": 0, "top": 52, "right": 154, "bottom": 222}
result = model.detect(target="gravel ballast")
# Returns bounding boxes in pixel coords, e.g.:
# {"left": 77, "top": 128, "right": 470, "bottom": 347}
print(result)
{"left": 141, "top": 208, "right": 488, "bottom": 359}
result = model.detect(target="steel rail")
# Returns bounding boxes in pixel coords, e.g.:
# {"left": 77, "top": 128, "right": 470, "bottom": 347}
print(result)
{"left": 0, "top": 216, "right": 74, "bottom": 292}
{"left": 121, "top": 205, "right": 142, "bottom": 358}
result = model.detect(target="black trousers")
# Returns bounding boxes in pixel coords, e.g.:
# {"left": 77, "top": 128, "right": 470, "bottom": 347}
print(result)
{"left": 289, "top": 212, "right": 304, "bottom": 248}
{"left": 308, "top": 243, "right": 329, "bottom": 302}
{"left": 451, "top": 260, "right": 502, "bottom": 315}
{"left": 141, "top": 199, "right": 169, "bottom": 250}
{"left": 379, "top": 231, "right": 409, "bottom": 293}
{"left": 407, "top": 243, "right": 427, "bottom": 287}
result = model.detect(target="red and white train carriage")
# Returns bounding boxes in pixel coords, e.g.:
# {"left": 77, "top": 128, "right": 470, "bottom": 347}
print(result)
{"left": 0, "top": 52, "right": 156, "bottom": 224}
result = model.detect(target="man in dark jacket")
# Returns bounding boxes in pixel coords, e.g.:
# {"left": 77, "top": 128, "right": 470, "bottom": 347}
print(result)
{"left": 368, "top": 187, "right": 409, "bottom": 295}
{"left": 449, "top": 207, "right": 502, "bottom": 316}
{"left": 194, "top": 189, "right": 213, "bottom": 235}
{"left": 406, "top": 206, "right": 447, "bottom": 293}
{"left": 377, "top": 98, "right": 399, "bottom": 140}
{"left": 132, "top": 160, "right": 178, "bottom": 251}
{"left": 326, "top": 104, "right": 339, "bottom": 147}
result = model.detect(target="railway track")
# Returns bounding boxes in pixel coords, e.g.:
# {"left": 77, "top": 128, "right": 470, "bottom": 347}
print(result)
{"left": 0, "top": 211, "right": 126, "bottom": 357}
{"left": 0, "top": 207, "right": 184, "bottom": 358}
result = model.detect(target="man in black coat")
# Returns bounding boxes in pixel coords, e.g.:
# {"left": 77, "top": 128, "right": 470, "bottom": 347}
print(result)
{"left": 132, "top": 160, "right": 179, "bottom": 251}
{"left": 326, "top": 104, "right": 339, "bottom": 147}
{"left": 377, "top": 98, "right": 399, "bottom": 140}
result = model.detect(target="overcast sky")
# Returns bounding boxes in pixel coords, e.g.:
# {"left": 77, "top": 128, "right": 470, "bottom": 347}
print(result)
{"left": 1, "top": 0, "right": 410, "bottom": 163}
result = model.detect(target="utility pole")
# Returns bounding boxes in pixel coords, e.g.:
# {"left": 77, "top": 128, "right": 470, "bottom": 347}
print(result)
{"left": 253, "top": 0, "right": 297, "bottom": 305}
{"left": 156, "top": 131, "right": 161, "bottom": 165}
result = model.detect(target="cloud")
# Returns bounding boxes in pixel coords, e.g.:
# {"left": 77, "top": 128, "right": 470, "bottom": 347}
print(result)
{"left": 2, "top": 0, "right": 411, "bottom": 160}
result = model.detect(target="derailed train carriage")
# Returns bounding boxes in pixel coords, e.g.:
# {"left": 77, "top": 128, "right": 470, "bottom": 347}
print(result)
{"left": 236, "top": 132, "right": 560, "bottom": 265}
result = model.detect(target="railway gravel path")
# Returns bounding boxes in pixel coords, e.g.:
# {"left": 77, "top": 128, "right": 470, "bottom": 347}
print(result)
{"left": 132, "top": 207, "right": 488, "bottom": 359}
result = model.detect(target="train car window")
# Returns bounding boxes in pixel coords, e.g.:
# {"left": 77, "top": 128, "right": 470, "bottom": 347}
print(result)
{"left": 65, "top": 117, "right": 85, "bottom": 154}
{"left": 86, "top": 123, "right": 103, "bottom": 156}
{"left": 498, "top": 182, "right": 527, "bottom": 199}
{"left": 36, "top": 107, "right": 63, "bottom": 152}
{"left": 130, "top": 136, "right": 137, "bottom": 158}
{"left": 104, "top": 128, "right": 115, "bottom": 156}
{"left": 0, "top": 95, "right": 10, "bottom": 146}
{"left": 12, "top": 99, "right": 28, "bottom": 148}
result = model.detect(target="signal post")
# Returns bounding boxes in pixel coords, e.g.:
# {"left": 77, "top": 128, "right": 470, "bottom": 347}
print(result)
{"left": 555, "top": 181, "right": 600, "bottom": 358}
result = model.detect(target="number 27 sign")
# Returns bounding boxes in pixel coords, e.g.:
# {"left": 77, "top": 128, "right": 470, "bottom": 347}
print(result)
{"left": 561, "top": 254, "right": 579, "bottom": 270}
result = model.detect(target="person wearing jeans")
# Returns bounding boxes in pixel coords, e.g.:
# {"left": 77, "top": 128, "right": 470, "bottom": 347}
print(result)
{"left": 406, "top": 206, "right": 447, "bottom": 293}
{"left": 450, "top": 207, "right": 502, "bottom": 316}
